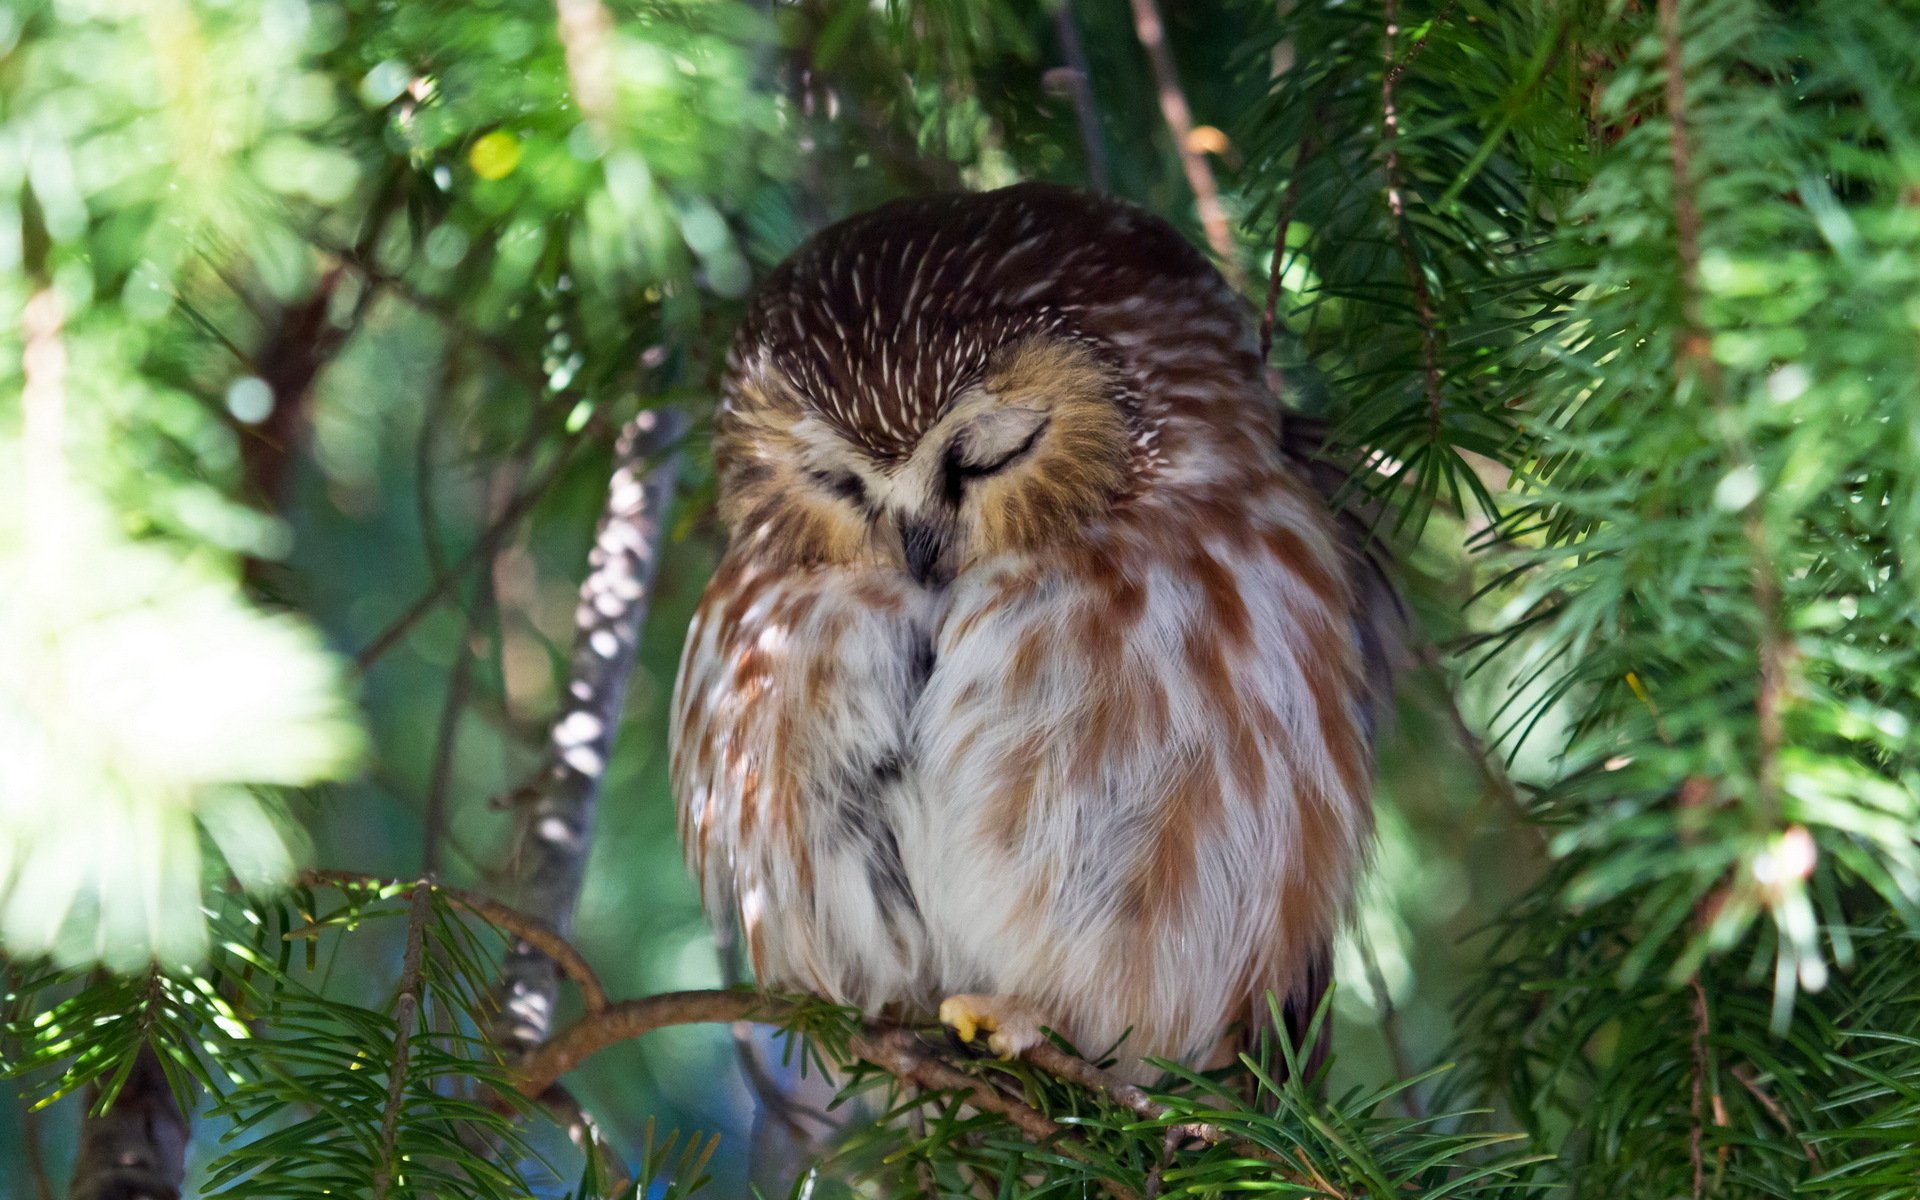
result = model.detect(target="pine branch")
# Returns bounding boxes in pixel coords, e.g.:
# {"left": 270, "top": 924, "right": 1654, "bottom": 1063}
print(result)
{"left": 493, "top": 407, "right": 688, "bottom": 1054}
{"left": 1380, "top": 0, "right": 1444, "bottom": 437}
{"left": 300, "top": 871, "right": 612, "bottom": 1015}
{"left": 370, "top": 886, "right": 431, "bottom": 1200}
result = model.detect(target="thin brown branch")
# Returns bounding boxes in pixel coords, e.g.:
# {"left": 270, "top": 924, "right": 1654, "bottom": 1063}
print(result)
{"left": 1127, "top": 0, "right": 1246, "bottom": 290}
{"left": 372, "top": 887, "right": 432, "bottom": 1200}
{"left": 1380, "top": 0, "right": 1445, "bottom": 435}
{"left": 516, "top": 990, "right": 786, "bottom": 1095}
{"left": 301, "top": 870, "right": 609, "bottom": 1014}
{"left": 1660, "top": 0, "right": 1705, "bottom": 343}
{"left": 1687, "top": 976, "right": 1714, "bottom": 1200}
{"left": 1259, "top": 130, "right": 1318, "bottom": 365}
{"left": 1730, "top": 1064, "right": 1818, "bottom": 1165}
{"left": 1353, "top": 930, "right": 1424, "bottom": 1120}
{"left": 351, "top": 412, "right": 616, "bottom": 674}
{"left": 422, "top": 581, "right": 492, "bottom": 877}
{"left": 1051, "top": 0, "right": 1111, "bottom": 193}
{"left": 1658, "top": 0, "right": 1786, "bottom": 816}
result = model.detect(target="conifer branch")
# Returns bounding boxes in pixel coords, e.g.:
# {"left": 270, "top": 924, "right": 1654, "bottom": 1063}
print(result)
{"left": 300, "top": 871, "right": 611, "bottom": 1014}
{"left": 1380, "top": 0, "right": 1444, "bottom": 434}
{"left": 371, "top": 885, "right": 432, "bottom": 1200}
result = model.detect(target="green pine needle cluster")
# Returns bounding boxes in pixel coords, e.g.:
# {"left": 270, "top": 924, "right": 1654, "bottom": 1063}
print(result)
{"left": 4, "top": 0, "right": 1918, "bottom": 1195}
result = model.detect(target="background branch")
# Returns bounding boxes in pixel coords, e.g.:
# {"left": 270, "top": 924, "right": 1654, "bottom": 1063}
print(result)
{"left": 492, "top": 406, "right": 689, "bottom": 1054}
{"left": 67, "top": 1047, "right": 187, "bottom": 1200}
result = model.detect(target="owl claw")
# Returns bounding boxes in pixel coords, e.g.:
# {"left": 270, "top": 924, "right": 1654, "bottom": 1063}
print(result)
{"left": 937, "top": 994, "right": 1045, "bottom": 1060}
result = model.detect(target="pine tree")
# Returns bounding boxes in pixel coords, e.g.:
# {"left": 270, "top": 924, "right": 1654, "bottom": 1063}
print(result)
{"left": 4, "top": 0, "right": 1918, "bottom": 1196}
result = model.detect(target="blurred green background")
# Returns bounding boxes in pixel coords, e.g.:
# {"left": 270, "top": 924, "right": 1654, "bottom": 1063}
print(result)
{"left": 0, "top": 0, "right": 1551, "bottom": 1192}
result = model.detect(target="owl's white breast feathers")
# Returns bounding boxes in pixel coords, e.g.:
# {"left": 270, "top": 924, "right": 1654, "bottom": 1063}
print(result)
{"left": 670, "top": 472, "right": 1372, "bottom": 1077}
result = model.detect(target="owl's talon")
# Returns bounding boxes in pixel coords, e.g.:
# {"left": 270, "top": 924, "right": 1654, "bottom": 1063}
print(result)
{"left": 939, "top": 996, "right": 982, "bottom": 1045}
{"left": 938, "top": 994, "right": 1046, "bottom": 1060}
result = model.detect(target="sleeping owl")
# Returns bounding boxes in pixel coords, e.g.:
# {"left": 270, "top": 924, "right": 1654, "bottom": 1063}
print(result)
{"left": 671, "top": 183, "right": 1390, "bottom": 1083}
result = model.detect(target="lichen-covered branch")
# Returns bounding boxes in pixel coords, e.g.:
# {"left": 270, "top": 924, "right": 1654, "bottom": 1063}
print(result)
{"left": 493, "top": 407, "right": 688, "bottom": 1054}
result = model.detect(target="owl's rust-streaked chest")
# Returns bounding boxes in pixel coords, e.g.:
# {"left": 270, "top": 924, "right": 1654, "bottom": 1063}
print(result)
{"left": 669, "top": 470, "right": 1375, "bottom": 1078}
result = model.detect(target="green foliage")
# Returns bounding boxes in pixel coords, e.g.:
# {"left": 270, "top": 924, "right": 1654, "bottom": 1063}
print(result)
{"left": 4, "top": 0, "right": 1919, "bottom": 1195}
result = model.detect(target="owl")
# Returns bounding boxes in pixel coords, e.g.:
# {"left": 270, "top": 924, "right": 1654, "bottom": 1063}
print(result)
{"left": 671, "top": 183, "right": 1389, "bottom": 1084}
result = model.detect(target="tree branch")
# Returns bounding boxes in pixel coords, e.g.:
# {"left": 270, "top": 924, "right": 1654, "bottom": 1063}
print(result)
{"left": 300, "top": 870, "right": 610, "bottom": 1016}
{"left": 1050, "top": 0, "right": 1111, "bottom": 193}
{"left": 493, "top": 407, "right": 688, "bottom": 1054}
{"left": 67, "top": 1046, "right": 187, "bottom": 1200}
{"left": 1380, "top": 0, "right": 1445, "bottom": 435}
{"left": 1127, "top": 0, "right": 1246, "bottom": 290}
{"left": 371, "top": 886, "right": 431, "bottom": 1200}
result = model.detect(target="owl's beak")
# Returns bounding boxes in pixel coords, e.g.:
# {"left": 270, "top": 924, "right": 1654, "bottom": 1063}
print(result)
{"left": 898, "top": 515, "right": 952, "bottom": 587}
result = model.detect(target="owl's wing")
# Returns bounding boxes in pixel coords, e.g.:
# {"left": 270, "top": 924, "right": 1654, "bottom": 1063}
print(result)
{"left": 670, "top": 554, "right": 934, "bottom": 1006}
{"left": 907, "top": 478, "right": 1375, "bottom": 1078}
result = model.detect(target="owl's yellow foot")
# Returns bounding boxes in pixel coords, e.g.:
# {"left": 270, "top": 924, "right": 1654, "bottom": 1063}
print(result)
{"left": 938, "top": 994, "right": 1047, "bottom": 1060}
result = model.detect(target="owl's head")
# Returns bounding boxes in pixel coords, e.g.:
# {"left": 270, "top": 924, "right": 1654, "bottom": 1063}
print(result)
{"left": 715, "top": 328, "right": 1133, "bottom": 584}
{"left": 711, "top": 183, "right": 1255, "bottom": 584}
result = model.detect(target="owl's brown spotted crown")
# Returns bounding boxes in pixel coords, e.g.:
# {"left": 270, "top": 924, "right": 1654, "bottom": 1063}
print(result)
{"left": 710, "top": 181, "right": 1263, "bottom": 579}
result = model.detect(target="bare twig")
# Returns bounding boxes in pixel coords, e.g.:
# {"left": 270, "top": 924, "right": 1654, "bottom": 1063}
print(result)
{"left": 19, "top": 1095, "right": 54, "bottom": 1200}
{"left": 493, "top": 407, "right": 688, "bottom": 1054}
{"left": 1380, "top": 0, "right": 1445, "bottom": 435}
{"left": 300, "top": 870, "right": 610, "bottom": 1014}
{"left": 1685, "top": 976, "right": 1727, "bottom": 1200}
{"left": 1730, "top": 1064, "right": 1818, "bottom": 1165}
{"left": 1353, "top": 930, "right": 1424, "bottom": 1120}
{"left": 351, "top": 411, "right": 618, "bottom": 674}
{"left": 1127, "top": 0, "right": 1246, "bottom": 290}
{"left": 1259, "top": 129, "right": 1318, "bottom": 363}
{"left": 1051, "top": 0, "right": 1111, "bottom": 193}
{"left": 371, "top": 886, "right": 432, "bottom": 1200}
{"left": 422, "top": 581, "right": 493, "bottom": 876}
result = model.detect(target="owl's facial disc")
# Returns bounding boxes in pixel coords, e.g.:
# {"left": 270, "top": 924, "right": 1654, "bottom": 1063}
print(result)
{"left": 712, "top": 335, "right": 1130, "bottom": 581}
{"left": 928, "top": 337, "right": 1131, "bottom": 569}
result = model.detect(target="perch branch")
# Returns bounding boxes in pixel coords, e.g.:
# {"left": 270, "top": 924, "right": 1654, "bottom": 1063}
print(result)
{"left": 493, "top": 407, "right": 689, "bottom": 1054}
